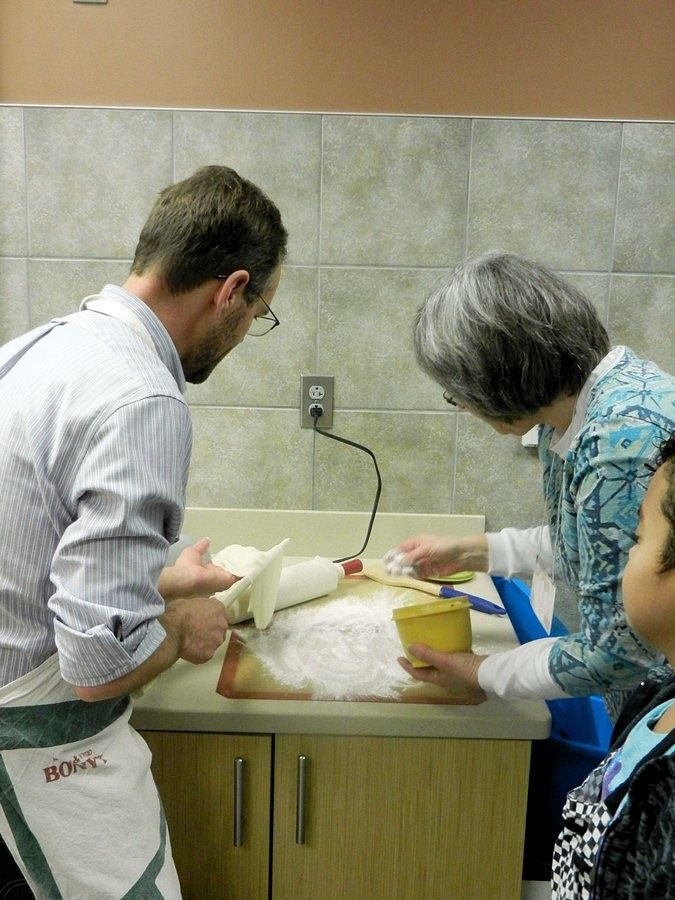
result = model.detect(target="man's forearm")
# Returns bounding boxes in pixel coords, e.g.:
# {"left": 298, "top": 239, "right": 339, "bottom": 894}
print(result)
{"left": 70, "top": 614, "right": 181, "bottom": 701}
{"left": 70, "top": 595, "right": 228, "bottom": 701}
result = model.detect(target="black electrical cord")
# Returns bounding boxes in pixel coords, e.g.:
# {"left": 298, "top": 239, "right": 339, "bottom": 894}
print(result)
{"left": 311, "top": 408, "right": 382, "bottom": 563}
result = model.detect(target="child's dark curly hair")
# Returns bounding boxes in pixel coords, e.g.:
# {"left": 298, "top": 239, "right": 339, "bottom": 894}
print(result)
{"left": 657, "top": 433, "right": 675, "bottom": 573}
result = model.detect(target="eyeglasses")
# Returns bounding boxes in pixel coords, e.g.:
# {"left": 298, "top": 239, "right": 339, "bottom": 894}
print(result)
{"left": 247, "top": 293, "right": 280, "bottom": 337}
{"left": 442, "top": 391, "right": 466, "bottom": 410}
{"left": 214, "top": 277, "right": 280, "bottom": 337}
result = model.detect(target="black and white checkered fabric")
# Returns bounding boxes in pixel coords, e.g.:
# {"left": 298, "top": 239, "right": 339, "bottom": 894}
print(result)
{"left": 551, "top": 752, "right": 617, "bottom": 899}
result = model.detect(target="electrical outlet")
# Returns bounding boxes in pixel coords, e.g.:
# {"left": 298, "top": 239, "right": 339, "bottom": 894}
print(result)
{"left": 301, "top": 375, "right": 334, "bottom": 428}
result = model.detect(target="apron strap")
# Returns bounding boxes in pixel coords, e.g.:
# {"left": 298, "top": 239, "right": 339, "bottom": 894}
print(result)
{"left": 0, "top": 319, "right": 67, "bottom": 380}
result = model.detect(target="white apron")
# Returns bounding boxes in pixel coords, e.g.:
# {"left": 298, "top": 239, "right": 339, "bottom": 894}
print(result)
{"left": 0, "top": 657, "right": 181, "bottom": 900}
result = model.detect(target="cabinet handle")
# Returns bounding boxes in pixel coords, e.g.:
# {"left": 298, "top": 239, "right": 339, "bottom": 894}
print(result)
{"left": 295, "top": 754, "right": 308, "bottom": 845}
{"left": 233, "top": 756, "right": 244, "bottom": 847}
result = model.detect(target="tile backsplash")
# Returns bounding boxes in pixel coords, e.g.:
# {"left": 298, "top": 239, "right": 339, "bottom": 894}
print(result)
{"left": 1, "top": 107, "right": 673, "bottom": 532}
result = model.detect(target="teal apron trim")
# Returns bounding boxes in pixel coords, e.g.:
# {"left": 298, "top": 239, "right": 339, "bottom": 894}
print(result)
{"left": 121, "top": 803, "right": 169, "bottom": 900}
{"left": 0, "top": 757, "right": 62, "bottom": 899}
{"left": 0, "top": 696, "right": 129, "bottom": 750}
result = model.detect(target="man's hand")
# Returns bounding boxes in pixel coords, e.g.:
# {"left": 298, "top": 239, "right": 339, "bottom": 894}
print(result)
{"left": 158, "top": 537, "right": 239, "bottom": 600}
{"left": 160, "top": 595, "right": 229, "bottom": 664}
{"left": 398, "top": 646, "right": 488, "bottom": 705}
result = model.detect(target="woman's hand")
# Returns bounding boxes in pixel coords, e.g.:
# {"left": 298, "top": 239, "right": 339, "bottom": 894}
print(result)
{"left": 384, "top": 533, "right": 489, "bottom": 579}
{"left": 399, "top": 646, "right": 488, "bottom": 705}
{"left": 158, "top": 537, "right": 240, "bottom": 600}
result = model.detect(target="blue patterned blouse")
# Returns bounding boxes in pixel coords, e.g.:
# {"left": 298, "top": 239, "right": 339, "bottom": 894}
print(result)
{"left": 542, "top": 348, "right": 675, "bottom": 718}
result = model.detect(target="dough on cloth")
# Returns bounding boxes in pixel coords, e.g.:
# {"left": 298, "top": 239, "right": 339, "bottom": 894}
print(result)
{"left": 211, "top": 539, "right": 290, "bottom": 628}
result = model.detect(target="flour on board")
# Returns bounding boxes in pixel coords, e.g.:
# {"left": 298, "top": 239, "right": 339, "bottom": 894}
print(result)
{"left": 235, "top": 589, "right": 421, "bottom": 700}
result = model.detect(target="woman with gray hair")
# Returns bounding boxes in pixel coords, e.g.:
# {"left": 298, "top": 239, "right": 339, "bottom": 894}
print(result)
{"left": 386, "top": 252, "right": 675, "bottom": 721}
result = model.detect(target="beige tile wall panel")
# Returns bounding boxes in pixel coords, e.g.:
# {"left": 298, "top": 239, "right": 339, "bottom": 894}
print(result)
{"left": 609, "top": 275, "right": 675, "bottom": 373}
{"left": 314, "top": 410, "right": 456, "bottom": 514}
{"left": 188, "top": 407, "right": 314, "bottom": 510}
{"left": 318, "top": 266, "right": 448, "bottom": 410}
{"left": 320, "top": 116, "right": 470, "bottom": 266}
{"left": 28, "top": 259, "right": 132, "bottom": 327}
{"left": 454, "top": 416, "right": 543, "bottom": 532}
{"left": 0, "top": 108, "right": 26, "bottom": 257}
{"left": 174, "top": 111, "right": 322, "bottom": 266}
{"left": 613, "top": 123, "right": 675, "bottom": 273}
{"left": 560, "top": 271, "right": 611, "bottom": 325}
{"left": 0, "top": 258, "right": 29, "bottom": 344}
{"left": 24, "top": 108, "right": 173, "bottom": 259}
{"left": 467, "top": 119, "right": 622, "bottom": 270}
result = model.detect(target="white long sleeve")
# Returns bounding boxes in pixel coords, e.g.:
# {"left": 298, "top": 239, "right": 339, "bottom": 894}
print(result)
{"left": 486, "top": 525, "right": 552, "bottom": 579}
{"left": 477, "top": 638, "right": 571, "bottom": 700}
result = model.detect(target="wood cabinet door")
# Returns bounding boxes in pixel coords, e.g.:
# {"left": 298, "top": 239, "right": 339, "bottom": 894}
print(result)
{"left": 272, "top": 734, "right": 529, "bottom": 900}
{"left": 140, "top": 731, "right": 272, "bottom": 900}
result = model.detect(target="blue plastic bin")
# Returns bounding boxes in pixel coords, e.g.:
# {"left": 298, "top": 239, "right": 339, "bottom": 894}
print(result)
{"left": 492, "top": 576, "right": 612, "bottom": 880}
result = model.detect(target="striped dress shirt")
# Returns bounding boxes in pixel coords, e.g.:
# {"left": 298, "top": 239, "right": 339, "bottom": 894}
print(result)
{"left": 0, "top": 286, "right": 191, "bottom": 688}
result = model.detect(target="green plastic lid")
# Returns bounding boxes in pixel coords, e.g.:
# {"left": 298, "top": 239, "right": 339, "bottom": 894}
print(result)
{"left": 425, "top": 571, "right": 474, "bottom": 584}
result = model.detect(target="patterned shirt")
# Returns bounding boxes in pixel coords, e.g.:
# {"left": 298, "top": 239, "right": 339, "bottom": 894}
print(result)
{"left": 543, "top": 348, "right": 675, "bottom": 714}
{"left": 0, "top": 286, "right": 191, "bottom": 688}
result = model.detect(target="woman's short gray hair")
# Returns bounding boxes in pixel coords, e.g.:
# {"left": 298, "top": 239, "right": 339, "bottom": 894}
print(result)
{"left": 414, "top": 252, "right": 610, "bottom": 421}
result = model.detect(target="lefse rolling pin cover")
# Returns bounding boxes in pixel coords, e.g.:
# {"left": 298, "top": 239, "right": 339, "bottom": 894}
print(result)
{"left": 241, "top": 557, "right": 364, "bottom": 627}
{"left": 274, "top": 557, "right": 362, "bottom": 614}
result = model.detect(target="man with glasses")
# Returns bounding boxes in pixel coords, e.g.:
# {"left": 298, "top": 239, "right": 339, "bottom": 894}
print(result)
{"left": 0, "top": 165, "right": 287, "bottom": 898}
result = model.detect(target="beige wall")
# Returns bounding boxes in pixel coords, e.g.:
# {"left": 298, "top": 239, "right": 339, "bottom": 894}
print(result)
{"left": 1, "top": 0, "right": 673, "bottom": 119}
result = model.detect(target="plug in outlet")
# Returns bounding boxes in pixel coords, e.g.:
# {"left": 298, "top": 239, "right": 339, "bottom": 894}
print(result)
{"left": 301, "top": 375, "right": 334, "bottom": 428}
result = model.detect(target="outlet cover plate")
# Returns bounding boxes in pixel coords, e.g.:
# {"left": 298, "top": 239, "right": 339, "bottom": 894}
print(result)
{"left": 301, "top": 375, "right": 334, "bottom": 428}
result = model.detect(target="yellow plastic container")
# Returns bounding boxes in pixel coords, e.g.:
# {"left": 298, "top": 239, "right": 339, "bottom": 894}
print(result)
{"left": 392, "top": 597, "right": 472, "bottom": 667}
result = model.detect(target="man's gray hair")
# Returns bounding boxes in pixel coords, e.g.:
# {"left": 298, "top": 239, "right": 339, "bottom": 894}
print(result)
{"left": 414, "top": 252, "right": 610, "bottom": 421}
